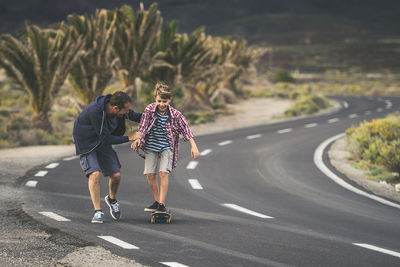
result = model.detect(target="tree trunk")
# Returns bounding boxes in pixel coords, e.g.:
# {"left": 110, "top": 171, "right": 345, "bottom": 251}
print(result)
{"left": 32, "top": 112, "right": 53, "bottom": 133}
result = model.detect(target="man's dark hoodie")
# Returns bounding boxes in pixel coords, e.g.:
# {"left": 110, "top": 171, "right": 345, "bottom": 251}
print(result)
{"left": 72, "top": 95, "right": 142, "bottom": 155}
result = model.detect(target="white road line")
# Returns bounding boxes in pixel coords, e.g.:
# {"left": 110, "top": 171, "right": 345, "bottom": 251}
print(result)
{"left": 98, "top": 236, "right": 139, "bottom": 249}
{"left": 34, "top": 170, "right": 48, "bottom": 177}
{"left": 314, "top": 133, "right": 400, "bottom": 209}
{"left": 186, "top": 161, "right": 199, "bottom": 170}
{"left": 45, "top": 163, "right": 59, "bottom": 169}
{"left": 343, "top": 101, "right": 349, "bottom": 108}
{"left": 277, "top": 128, "right": 292, "bottom": 134}
{"left": 365, "top": 111, "right": 372, "bottom": 115}
{"left": 348, "top": 114, "right": 358, "bottom": 118}
{"left": 353, "top": 243, "right": 400, "bottom": 258}
{"left": 188, "top": 179, "right": 203, "bottom": 190}
{"left": 218, "top": 140, "right": 232, "bottom": 146}
{"left": 160, "top": 262, "right": 189, "bottom": 267}
{"left": 39, "top": 211, "right": 71, "bottom": 222}
{"left": 222, "top": 204, "right": 274, "bottom": 219}
{"left": 246, "top": 134, "right": 262, "bottom": 140}
{"left": 200, "top": 149, "right": 212, "bottom": 156}
{"left": 63, "top": 156, "right": 79, "bottom": 161}
{"left": 328, "top": 118, "right": 340, "bottom": 123}
{"left": 25, "top": 181, "right": 38, "bottom": 187}
{"left": 377, "top": 108, "right": 383, "bottom": 112}
{"left": 305, "top": 123, "right": 318, "bottom": 128}
{"left": 385, "top": 100, "right": 392, "bottom": 109}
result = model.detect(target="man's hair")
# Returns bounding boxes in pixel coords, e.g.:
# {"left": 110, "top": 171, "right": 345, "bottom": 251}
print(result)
{"left": 154, "top": 83, "right": 172, "bottom": 99}
{"left": 109, "top": 91, "right": 131, "bottom": 109}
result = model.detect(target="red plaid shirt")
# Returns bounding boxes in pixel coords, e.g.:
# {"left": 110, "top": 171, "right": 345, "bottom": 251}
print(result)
{"left": 137, "top": 103, "right": 194, "bottom": 169}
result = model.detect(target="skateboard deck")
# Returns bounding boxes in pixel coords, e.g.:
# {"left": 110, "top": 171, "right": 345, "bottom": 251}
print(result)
{"left": 150, "top": 211, "right": 172, "bottom": 224}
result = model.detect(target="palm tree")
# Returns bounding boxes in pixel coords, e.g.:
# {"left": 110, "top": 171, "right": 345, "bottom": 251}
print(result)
{"left": 0, "top": 24, "right": 83, "bottom": 131}
{"left": 67, "top": 9, "right": 118, "bottom": 106}
{"left": 113, "top": 3, "right": 162, "bottom": 104}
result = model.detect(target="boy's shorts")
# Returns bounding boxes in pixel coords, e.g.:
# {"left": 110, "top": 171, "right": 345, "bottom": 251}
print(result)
{"left": 79, "top": 144, "right": 121, "bottom": 177}
{"left": 144, "top": 149, "right": 173, "bottom": 174}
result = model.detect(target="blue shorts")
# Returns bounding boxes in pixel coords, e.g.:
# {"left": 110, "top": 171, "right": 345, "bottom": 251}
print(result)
{"left": 79, "top": 144, "right": 121, "bottom": 177}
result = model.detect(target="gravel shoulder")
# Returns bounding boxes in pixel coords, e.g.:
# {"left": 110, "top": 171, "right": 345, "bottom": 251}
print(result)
{"left": 2, "top": 97, "right": 397, "bottom": 266}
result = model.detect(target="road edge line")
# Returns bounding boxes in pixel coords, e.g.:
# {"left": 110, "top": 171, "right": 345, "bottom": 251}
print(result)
{"left": 313, "top": 133, "right": 400, "bottom": 210}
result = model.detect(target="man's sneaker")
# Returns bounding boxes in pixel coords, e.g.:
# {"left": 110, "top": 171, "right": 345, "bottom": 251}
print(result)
{"left": 154, "top": 203, "right": 167, "bottom": 213}
{"left": 144, "top": 201, "right": 159, "bottom": 212}
{"left": 91, "top": 211, "right": 104, "bottom": 223}
{"left": 105, "top": 195, "right": 121, "bottom": 220}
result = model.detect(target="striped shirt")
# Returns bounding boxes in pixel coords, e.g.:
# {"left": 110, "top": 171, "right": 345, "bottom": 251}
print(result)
{"left": 137, "top": 103, "right": 194, "bottom": 169}
{"left": 145, "top": 112, "right": 170, "bottom": 152}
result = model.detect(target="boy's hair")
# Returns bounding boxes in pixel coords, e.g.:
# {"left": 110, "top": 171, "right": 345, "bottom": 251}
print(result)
{"left": 110, "top": 91, "right": 132, "bottom": 109}
{"left": 154, "top": 83, "right": 172, "bottom": 99}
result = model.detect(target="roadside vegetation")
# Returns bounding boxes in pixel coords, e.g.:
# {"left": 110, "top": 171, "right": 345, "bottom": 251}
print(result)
{"left": 346, "top": 113, "right": 400, "bottom": 184}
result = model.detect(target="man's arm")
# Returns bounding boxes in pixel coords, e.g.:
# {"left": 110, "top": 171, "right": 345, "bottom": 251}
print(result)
{"left": 127, "top": 110, "right": 142, "bottom": 123}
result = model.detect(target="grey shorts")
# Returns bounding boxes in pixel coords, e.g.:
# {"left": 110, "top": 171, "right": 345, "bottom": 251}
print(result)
{"left": 144, "top": 149, "right": 173, "bottom": 174}
{"left": 79, "top": 144, "right": 121, "bottom": 177}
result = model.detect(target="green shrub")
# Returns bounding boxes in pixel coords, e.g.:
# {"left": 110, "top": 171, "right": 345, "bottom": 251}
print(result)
{"left": 346, "top": 114, "right": 400, "bottom": 180}
{"left": 284, "top": 94, "right": 330, "bottom": 117}
{"left": 270, "top": 69, "right": 295, "bottom": 83}
{"left": 185, "top": 111, "right": 215, "bottom": 125}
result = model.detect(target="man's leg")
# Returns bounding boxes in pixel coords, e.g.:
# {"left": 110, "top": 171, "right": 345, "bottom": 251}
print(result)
{"left": 146, "top": 173, "right": 160, "bottom": 202}
{"left": 88, "top": 171, "right": 101, "bottom": 210}
{"left": 158, "top": 171, "right": 169, "bottom": 205}
{"left": 109, "top": 172, "right": 121, "bottom": 200}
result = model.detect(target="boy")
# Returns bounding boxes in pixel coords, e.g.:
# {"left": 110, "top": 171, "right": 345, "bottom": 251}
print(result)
{"left": 131, "top": 83, "right": 200, "bottom": 213}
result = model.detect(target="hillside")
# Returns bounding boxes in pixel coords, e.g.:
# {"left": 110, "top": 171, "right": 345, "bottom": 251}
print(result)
{"left": 1, "top": 0, "right": 400, "bottom": 72}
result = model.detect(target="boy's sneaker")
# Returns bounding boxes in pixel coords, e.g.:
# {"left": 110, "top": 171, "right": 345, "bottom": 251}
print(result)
{"left": 154, "top": 203, "right": 167, "bottom": 213}
{"left": 91, "top": 210, "right": 104, "bottom": 223}
{"left": 144, "top": 201, "right": 159, "bottom": 212}
{"left": 105, "top": 195, "right": 121, "bottom": 220}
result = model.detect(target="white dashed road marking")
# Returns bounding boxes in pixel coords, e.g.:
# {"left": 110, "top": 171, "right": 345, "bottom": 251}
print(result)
{"left": 218, "top": 140, "right": 232, "bottom": 146}
{"left": 63, "top": 156, "right": 79, "bottom": 161}
{"left": 98, "top": 236, "right": 139, "bottom": 249}
{"left": 186, "top": 161, "right": 199, "bottom": 170}
{"left": 39, "top": 211, "right": 71, "bottom": 222}
{"left": 365, "top": 111, "right": 372, "bottom": 115}
{"left": 25, "top": 181, "right": 38, "bottom": 187}
{"left": 34, "top": 170, "right": 48, "bottom": 177}
{"left": 188, "top": 179, "right": 203, "bottom": 190}
{"left": 353, "top": 243, "right": 400, "bottom": 258}
{"left": 328, "top": 118, "right": 340, "bottom": 123}
{"left": 377, "top": 108, "right": 383, "bottom": 112}
{"left": 305, "top": 123, "right": 318, "bottom": 128}
{"left": 348, "top": 114, "right": 358, "bottom": 118}
{"left": 246, "top": 134, "right": 262, "bottom": 140}
{"left": 160, "top": 262, "right": 189, "bottom": 267}
{"left": 45, "top": 163, "right": 59, "bottom": 169}
{"left": 200, "top": 149, "right": 212, "bottom": 156}
{"left": 277, "top": 128, "right": 292, "bottom": 134}
{"left": 222, "top": 204, "right": 274, "bottom": 219}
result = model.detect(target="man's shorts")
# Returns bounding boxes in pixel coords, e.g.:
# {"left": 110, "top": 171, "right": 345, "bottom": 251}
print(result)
{"left": 79, "top": 144, "right": 121, "bottom": 177}
{"left": 144, "top": 149, "right": 173, "bottom": 174}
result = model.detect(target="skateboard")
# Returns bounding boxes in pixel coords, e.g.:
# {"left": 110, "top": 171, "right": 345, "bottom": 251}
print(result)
{"left": 150, "top": 211, "right": 172, "bottom": 224}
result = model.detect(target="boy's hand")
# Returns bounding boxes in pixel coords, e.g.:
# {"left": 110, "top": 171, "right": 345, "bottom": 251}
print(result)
{"left": 191, "top": 147, "right": 200, "bottom": 160}
{"left": 131, "top": 139, "right": 141, "bottom": 152}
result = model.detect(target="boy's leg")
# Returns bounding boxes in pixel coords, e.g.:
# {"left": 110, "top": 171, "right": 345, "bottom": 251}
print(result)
{"left": 158, "top": 150, "right": 172, "bottom": 205}
{"left": 158, "top": 171, "right": 169, "bottom": 205}
{"left": 146, "top": 173, "right": 160, "bottom": 202}
{"left": 88, "top": 171, "right": 101, "bottom": 210}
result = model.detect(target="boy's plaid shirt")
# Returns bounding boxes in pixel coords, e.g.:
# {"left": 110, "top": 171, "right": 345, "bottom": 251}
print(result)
{"left": 137, "top": 103, "right": 194, "bottom": 169}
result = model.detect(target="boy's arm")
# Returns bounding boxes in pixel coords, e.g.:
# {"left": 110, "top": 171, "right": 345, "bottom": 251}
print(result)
{"left": 189, "top": 138, "right": 200, "bottom": 160}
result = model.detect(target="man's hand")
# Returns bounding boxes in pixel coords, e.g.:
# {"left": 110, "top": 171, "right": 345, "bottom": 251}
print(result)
{"left": 129, "top": 132, "right": 142, "bottom": 141}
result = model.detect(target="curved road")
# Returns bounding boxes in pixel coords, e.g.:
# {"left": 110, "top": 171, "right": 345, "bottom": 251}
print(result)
{"left": 23, "top": 96, "right": 400, "bottom": 266}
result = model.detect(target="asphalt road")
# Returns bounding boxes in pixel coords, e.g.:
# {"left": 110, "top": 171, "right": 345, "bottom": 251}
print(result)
{"left": 22, "top": 96, "right": 400, "bottom": 267}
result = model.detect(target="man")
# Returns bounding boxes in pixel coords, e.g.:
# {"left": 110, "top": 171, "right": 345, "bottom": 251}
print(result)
{"left": 72, "top": 91, "right": 141, "bottom": 223}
